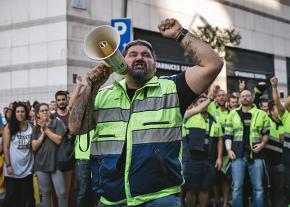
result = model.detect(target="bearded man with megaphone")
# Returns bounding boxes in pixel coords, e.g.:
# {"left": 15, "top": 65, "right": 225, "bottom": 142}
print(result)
{"left": 69, "top": 18, "right": 223, "bottom": 207}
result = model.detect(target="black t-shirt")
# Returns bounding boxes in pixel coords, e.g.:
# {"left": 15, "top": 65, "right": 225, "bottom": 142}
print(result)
{"left": 117, "top": 72, "right": 198, "bottom": 171}
{"left": 240, "top": 111, "right": 251, "bottom": 158}
{"left": 166, "top": 71, "right": 199, "bottom": 116}
{"left": 126, "top": 72, "right": 198, "bottom": 116}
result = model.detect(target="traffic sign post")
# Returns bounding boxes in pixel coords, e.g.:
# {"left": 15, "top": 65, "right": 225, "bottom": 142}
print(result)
{"left": 111, "top": 18, "right": 132, "bottom": 52}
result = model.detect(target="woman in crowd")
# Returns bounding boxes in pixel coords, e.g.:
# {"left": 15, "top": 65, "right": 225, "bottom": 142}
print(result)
{"left": 2, "top": 102, "right": 35, "bottom": 207}
{"left": 31, "top": 103, "right": 67, "bottom": 207}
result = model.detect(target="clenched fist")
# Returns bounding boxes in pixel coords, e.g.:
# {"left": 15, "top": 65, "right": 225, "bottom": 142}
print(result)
{"left": 86, "top": 63, "right": 112, "bottom": 88}
{"left": 270, "top": 76, "right": 278, "bottom": 88}
{"left": 158, "top": 18, "right": 183, "bottom": 39}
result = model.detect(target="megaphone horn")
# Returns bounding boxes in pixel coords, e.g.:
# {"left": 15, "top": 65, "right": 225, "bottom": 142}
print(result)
{"left": 83, "top": 25, "right": 128, "bottom": 75}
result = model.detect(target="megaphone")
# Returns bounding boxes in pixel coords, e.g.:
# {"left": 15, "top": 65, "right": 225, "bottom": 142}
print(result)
{"left": 83, "top": 25, "right": 128, "bottom": 74}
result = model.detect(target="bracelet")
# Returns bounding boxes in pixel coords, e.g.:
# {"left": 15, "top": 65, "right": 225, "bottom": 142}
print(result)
{"left": 175, "top": 28, "right": 189, "bottom": 43}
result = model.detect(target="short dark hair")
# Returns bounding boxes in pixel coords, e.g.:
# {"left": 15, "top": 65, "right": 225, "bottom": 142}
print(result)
{"left": 55, "top": 90, "right": 68, "bottom": 100}
{"left": 229, "top": 95, "right": 238, "bottom": 100}
{"left": 259, "top": 99, "right": 268, "bottom": 105}
{"left": 32, "top": 100, "right": 40, "bottom": 109}
{"left": 122, "top": 39, "right": 156, "bottom": 60}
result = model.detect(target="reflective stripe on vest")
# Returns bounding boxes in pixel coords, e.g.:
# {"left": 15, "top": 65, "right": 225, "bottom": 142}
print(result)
{"left": 132, "top": 127, "right": 181, "bottom": 144}
{"left": 252, "top": 137, "right": 261, "bottom": 143}
{"left": 234, "top": 128, "right": 243, "bottom": 134}
{"left": 233, "top": 136, "right": 243, "bottom": 142}
{"left": 283, "top": 141, "right": 290, "bottom": 149}
{"left": 96, "top": 108, "right": 130, "bottom": 123}
{"left": 265, "top": 136, "right": 283, "bottom": 153}
{"left": 133, "top": 93, "right": 179, "bottom": 112}
{"left": 90, "top": 140, "right": 124, "bottom": 155}
{"left": 265, "top": 144, "right": 283, "bottom": 153}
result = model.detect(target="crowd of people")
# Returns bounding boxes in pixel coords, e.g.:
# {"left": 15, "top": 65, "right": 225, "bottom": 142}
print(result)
{"left": 181, "top": 78, "right": 290, "bottom": 207}
{"left": 0, "top": 17, "right": 290, "bottom": 207}
{"left": 0, "top": 74, "right": 95, "bottom": 207}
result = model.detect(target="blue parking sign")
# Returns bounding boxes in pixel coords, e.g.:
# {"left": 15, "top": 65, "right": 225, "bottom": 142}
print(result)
{"left": 111, "top": 18, "right": 132, "bottom": 52}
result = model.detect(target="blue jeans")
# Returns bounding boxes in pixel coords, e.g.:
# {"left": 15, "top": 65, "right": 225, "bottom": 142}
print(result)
{"left": 231, "top": 157, "right": 264, "bottom": 207}
{"left": 101, "top": 194, "right": 180, "bottom": 207}
{"left": 74, "top": 159, "right": 94, "bottom": 207}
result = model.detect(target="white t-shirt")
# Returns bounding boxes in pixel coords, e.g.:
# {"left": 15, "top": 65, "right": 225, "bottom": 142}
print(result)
{"left": 4, "top": 121, "right": 34, "bottom": 178}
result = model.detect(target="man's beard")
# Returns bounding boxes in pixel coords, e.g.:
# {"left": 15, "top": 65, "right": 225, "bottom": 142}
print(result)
{"left": 218, "top": 101, "right": 225, "bottom": 107}
{"left": 127, "top": 60, "right": 154, "bottom": 83}
{"left": 57, "top": 105, "right": 67, "bottom": 111}
{"left": 242, "top": 100, "right": 251, "bottom": 107}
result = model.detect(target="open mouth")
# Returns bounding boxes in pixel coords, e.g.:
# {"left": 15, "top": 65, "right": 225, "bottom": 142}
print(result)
{"left": 134, "top": 63, "right": 145, "bottom": 68}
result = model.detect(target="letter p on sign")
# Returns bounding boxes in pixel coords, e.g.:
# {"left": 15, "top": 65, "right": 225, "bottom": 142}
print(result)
{"left": 111, "top": 18, "right": 132, "bottom": 52}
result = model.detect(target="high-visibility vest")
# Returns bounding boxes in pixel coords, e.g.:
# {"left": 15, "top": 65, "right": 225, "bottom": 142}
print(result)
{"left": 183, "top": 113, "right": 223, "bottom": 162}
{"left": 264, "top": 117, "right": 284, "bottom": 154}
{"left": 90, "top": 76, "right": 183, "bottom": 206}
{"left": 224, "top": 105, "right": 271, "bottom": 158}
{"left": 280, "top": 111, "right": 290, "bottom": 148}
{"left": 280, "top": 110, "right": 290, "bottom": 166}
{"left": 74, "top": 130, "right": 94, "bottom": 160}
{"left": 207, "top": 102, "right": 229, "bottom": 131}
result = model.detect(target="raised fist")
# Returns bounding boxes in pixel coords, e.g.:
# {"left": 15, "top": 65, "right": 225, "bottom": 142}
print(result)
{"left": 158, "top": 18, "right": 183, "bottom": 39}
{"left": 270, "top": 77, "right": 278, "bottom": 87}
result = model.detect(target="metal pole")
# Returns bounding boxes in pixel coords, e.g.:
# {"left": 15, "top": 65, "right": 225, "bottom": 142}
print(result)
{"left": 123, "top": 0, "right": 128, "bottom": 17}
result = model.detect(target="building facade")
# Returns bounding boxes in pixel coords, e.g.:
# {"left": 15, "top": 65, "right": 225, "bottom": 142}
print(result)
{"left": 1, "top": 0, "right": 290, "bottom": 108}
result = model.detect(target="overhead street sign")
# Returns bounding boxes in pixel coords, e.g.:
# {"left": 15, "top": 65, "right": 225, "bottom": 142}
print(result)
{"left": 111, "top": 18, "right": 132, "bottom": 52}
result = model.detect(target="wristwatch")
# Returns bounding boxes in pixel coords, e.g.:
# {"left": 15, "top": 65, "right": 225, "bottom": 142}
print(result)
{"left": 176, "top": 28, "right": 188, "bottom": 43}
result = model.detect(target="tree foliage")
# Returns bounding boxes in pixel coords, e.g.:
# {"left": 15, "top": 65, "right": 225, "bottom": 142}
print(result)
{"left": 191, "top": 23, "right": 241, "bottom": 61}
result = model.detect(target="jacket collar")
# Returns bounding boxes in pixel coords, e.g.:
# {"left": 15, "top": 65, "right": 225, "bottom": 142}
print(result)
{"left": 113, "top": 76, "right": 159, "bottom": 99}
{"left": 236, "top": 104, "right": 257, "bottom": 113}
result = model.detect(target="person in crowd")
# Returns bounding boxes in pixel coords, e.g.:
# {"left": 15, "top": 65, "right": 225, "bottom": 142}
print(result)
{"left": 271, "top": 76, "right": 290, "bottom": 206}
{"left": 238, "top": 80, "right": 269, "bottom": 207}
{"left": 54, "top": 89, "right": 80, "bottom": 206}
{"left": 55, "top": 91, "right": 70, "bottom": 127}
{"left": 31, "top": 103, "right": 67, "bottom": 207}
{"left": 4, "top": 105, "right": 13, "bottom": 125}
{"left": 69, "top": 18, "right": 223, "bottom": 207}
{"left": 183, "top": 86, "right": 223, "bottom": 207}
{"left": 259, "top": 99, "right": 269, "bottom": 114}
{"left": 225, "top": 90, "right": 270, "bottom": 207}
{"left": 3, "top": 102, "right": 35, "bottom": 207}
{"left": 71, "top": 75, "right": 95, "bottom": 207}
{"left": 208, "top": 89, "right": 228, "bottom": 129}
{"left": 207, "top": 88, "right": 231, "bottom": 207}
{"left": 264, "top": 101, "right": 285, "bottom": 207}
{"left": 227, "top": 94, "right": 239, "bottom": 111}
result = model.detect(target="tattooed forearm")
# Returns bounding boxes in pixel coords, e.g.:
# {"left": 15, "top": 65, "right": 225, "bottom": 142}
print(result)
{"left": 181, "top": 33, "right": 202, "bottom": 66}
{"left": 69, "top": 85, "right": 99, "bottom": 135}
